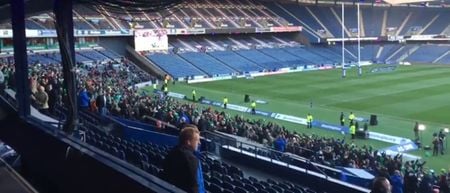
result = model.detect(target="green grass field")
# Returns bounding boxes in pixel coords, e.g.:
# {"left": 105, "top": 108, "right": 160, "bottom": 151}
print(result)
{"left": 143, "top": 64, "right": 450, "bottom": 171}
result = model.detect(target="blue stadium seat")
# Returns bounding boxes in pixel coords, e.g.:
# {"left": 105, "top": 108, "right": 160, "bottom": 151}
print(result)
{"left": 232, "top": 179, "right": 245, "bottom": 189}
{"left": 244, "top": 184, "right": 258, "bottom": 192}
{"left": 210, "top": 176, "right": 223, "bottom": 186}
{"left": 235, "top": 186, "right": 248, "bottom": 193}
{"left": 222, "top": 181, "right": 234, "bottom": 191}
{"left": 222, "top": 189, "right": 234, "bottom": 193}
{"left": 222, "top": 174, "right": 233, "bottom": 184}
{"left": 208, "top": 183, "right": 223, "bottom": 193}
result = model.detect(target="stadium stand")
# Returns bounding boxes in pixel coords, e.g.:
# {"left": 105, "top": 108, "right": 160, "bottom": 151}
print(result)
{"left": 405, "top": 44, "right": 450, "bottom": 63}
{"left": 208, "top": 51, "right": 264, "bottom": 73}
{"left": 178, "top": 52, "right": 237, "bottom": 76}
{"left": 146, "top": 53, "right": 207, "bottom": 78}
{"left": 2, "top": 0, "right": 450, "bottom": 192}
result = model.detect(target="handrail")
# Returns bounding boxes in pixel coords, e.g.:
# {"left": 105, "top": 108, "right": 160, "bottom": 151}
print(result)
{"left": 201, "top": 130, "right": 331, "bottom": 180}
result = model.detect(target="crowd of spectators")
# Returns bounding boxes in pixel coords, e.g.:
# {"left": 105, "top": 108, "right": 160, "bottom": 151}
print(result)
{"left": 1, "top": 50, "right": 450, "bottom": 193}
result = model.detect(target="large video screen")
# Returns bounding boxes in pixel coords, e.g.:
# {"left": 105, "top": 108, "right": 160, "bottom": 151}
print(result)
{"left": 134, "top": 29, "right": 168, "bottom": 51}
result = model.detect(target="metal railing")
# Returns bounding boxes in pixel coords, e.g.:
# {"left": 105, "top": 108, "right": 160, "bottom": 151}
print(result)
{"left": 201, "top": 130, "right": 333, "bottom": 180}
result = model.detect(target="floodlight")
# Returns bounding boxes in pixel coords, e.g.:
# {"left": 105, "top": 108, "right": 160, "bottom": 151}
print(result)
{"left": 418, "top": 124, "right": 426, "bottom": 131}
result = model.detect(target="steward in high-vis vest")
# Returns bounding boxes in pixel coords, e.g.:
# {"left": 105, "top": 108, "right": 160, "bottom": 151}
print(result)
{"left": 307, "top": 113, "right": 313, "bottom": 129}
{"left": 250, "top": 101, "right": 256, "bottom": 114}
{"left": 348, "top": 112, "right": 355, "bottom": 126}
{"left": 192, "top": 89, "right": 196, "bottom": 102}
{"left": 163, "top": 85, "right": 168, "bottom": 96}
{"left": 223, "top": 97, "right": 228, "bottom": 109}
{"left": 350, "top": 122, "right": 356, "bottom": 139}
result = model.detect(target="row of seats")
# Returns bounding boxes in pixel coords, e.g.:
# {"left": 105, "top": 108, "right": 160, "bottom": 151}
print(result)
{"left": 268, "top": 2, "right": 450, "bottom": 40}
{"left": 149, "top": 45, "right": 350, "bottom": 78}
{"left": 13, "top": 48, "right": 122, "bottom": 65}
{"left": 23, "top": 0, "right": 289, "bottom": 30}
{"left": 81, "top": 125, "right": 318, "bottom": 193}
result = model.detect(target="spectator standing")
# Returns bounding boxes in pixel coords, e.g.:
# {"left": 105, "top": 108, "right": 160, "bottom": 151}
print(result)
{"left": 96, "top": 90, "right": 108, "bottom": 116}
{"left": 223, "top": 96, "right": 228, "bottom": 109}
{"left": 46, "top": 84, "right": 57, "bottom": 116}
{"left": 390, "top": 170, "right": 404, "bottom": 193}
{"left": 274, "top": 135, "right": 287, "bottom": 152}
{"left": 433, "top": 135, "right": 439, "bottom": 156}
{"left": 79, "top": 87, "right": 91, "bottom": 111}
{"left": 349, "top": 112, "right": 355, "bottom": 126}
{"left": 350, "top": 122, "right": 356, "bottom": 139}
{"left": 161, "top": 125, "right": 205, "bottom": 193}
{"left": 307, "top": 113, "right": 313, "bottom": 129}
{"left": 370, "top": 177, "right": 392, "bottom": 193}
{"left": 413, "top": 122, "right": 419, "bottom": 140}
{"left": 438, "top": 169, "right": 449, "bottom": 193}
{"left": 340, "top": 112, "right": 345, "bottom": 126}
{"left": 33, "top": 86, "right": 49, "bottom": 115}
{"left": 0, "top": 65, "right": 5, "bottom": 95}
{"left": 250, "top": 100, "right": 256, "bottom": 114}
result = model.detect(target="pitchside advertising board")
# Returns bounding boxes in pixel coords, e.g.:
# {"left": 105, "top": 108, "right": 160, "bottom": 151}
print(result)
{"left": 134, "top": 29, "right": 168, "bottom": 51}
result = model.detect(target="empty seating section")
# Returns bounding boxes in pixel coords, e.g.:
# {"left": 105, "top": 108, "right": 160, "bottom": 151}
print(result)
{"left": 73, "top": 20, "right": 94, "bottom": 30}
{"left": 265, "top": 4, "right": 448, "bottom": 40}
{"left": 386, "top": 7, "right": 410, "bottom": 35}
{"left": 376, "top": 44, "right": 402, "bottom": 62}
{"left": 18, "top": 0, "right": 291, "bottom": 30}
{"left": 28, "top": 54, "right": 58, "bottom": 64}
{"left": 305, "top": 47, "right": 342, "bottom": 63}
{"left": 235, "top": 50, "right": 283, "bottom": 69}
{"left": 208, "top": 51, "right": 263, "bottom": 72}
{"left": 281, "top": 5, "right": 325, "bottom": 38}
{"left": 78, "top": 50, "right": 110, "bottom": 61}
{"left": 399, "top": 9, "right": 437, "bottom": 35}
{"left": 308, "top": 6, "right": 344, "bottom": 38}
{"left": 259, "top": 48, "right": 302, "bottom": 66}
{"left": 75, "top": 53, "right": 92, "bottom": 63}
{"left": 16, "top": 0, "right": 450, "bottom": 42}
{"left": 179, "top": 52, "right": 236, "bottom": 76}
{"left": 97, "top": 49, "right": 122, "bottom": 60}
{"left": 84, "top": 127, "right": 317, "bottom": 193}
{"left": 334, "top": 7, "right": 358, "bottom": 35}
{"left": 360, "top": 45, "right": 380, "bottom": 61}
{"left": 437, "top": 53, "right": 450, "bottom": 64}
{"left": 23, "top": 49, "right": 128, "bottom": 65}
{"left": 25, "top": 20, "right": 45, "bottom": 29}
{"left": 363, "top": 8, "right": 384, "bottom": 37}
{"left": 147, "top": 53, "right": 206, "bottom": 78}
{"left": 405, "top": 45, "right": 450, "bottom": 63}
{"left": 284, "top": 47, "right": 331, "bottom": 64}
{"left": 422, "top": 10, "right": 450, "bottom": 35}
{"left": 385, "top": 44, "right": 417, "bottom": 63}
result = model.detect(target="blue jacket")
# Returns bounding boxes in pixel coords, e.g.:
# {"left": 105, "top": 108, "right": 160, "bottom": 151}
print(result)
{"left": 194, "top": 151, "right": 205, "bottom": 193}
{"left": 390, "top": 174, "right": 404, "bottom": 193}
{"left": 79, "top": 90, "right": 90, "bottom": 108}
{"left": 274, "top": 137, "right": 287, "bottom": 152}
